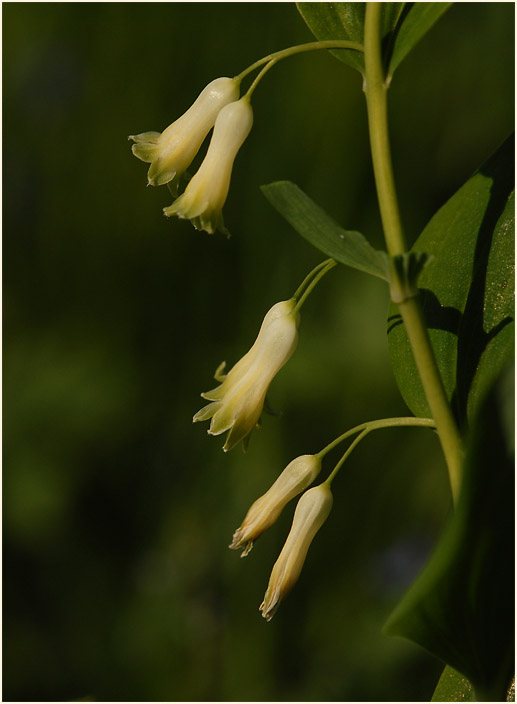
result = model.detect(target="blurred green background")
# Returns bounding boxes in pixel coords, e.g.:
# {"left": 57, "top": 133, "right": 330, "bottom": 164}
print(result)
{"left": 3, "top": 3, "right": 514, "bottom": 701}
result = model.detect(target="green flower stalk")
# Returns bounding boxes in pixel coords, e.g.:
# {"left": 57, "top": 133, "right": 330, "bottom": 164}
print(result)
{"left": 164, "top": 96, "right": 253, "bottom": 235}
{"left": 129, "top": 76, "right": 240, "bottom": 195}
{"left": 193, "top": 299, "right": 299, "bottom": 452}
{"left": 230, "top": 454, "right": 321, "bottom": 556}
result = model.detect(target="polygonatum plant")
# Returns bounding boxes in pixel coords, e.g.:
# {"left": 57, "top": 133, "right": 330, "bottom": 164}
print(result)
{"left": 129, "top": 3, "right": 514, "bottom": 700}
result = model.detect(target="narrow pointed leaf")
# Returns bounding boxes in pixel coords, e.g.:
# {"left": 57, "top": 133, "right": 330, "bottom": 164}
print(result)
{"left": 262, "top": 181, "right": 389, "bottom": 281}
{"left": 388, "top": 3, "right": 453, "bottom": 78}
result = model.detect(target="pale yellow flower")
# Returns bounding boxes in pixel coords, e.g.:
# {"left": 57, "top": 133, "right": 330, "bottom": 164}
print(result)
{"left": 230, "top": 455, "right": 321, "bottom": 556}
{"left": 129, "top": 77, "right": 240, "bottom": 194}
{"left": 163, "top": 96, "right": 253, "bottom": 235}
{"left": 193, "top": 299, "right": 299, "bottom": 452}
{"left": 260, "top": 483, "right": 333, "bottom": 621}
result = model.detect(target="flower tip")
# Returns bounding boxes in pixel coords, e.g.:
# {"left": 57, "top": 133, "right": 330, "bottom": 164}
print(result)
{"left": 222, "top": 436, "right": 235, "bottom": 452}
{"left": 222, "top": 436, "right": 239, "bottom": 452}
{"left": 214, "top": 361, "right": 227, "bottom": 382}
{"left": 229, "top": 532, "right": 254, "bottom": 557}
{"left": 240, "top": 541, "right": 253, "bottom": 557}
{"left": 259, "top": 599, "right": 277, "bottom": 622}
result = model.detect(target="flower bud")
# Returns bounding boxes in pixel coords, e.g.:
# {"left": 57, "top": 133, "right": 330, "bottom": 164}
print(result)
{"left": 163, "top": 96, "right": 253, "bottom": 235}
{"left": 193, "top": 299, "right": 299, "bottom": 452}
{"left": 129, "top": 77, "right": 240, "bottom": 193}
{"left": 230, "top": 455, "right": 321, "bottom": 556}
{"left": 260, "top": 483, "right": 333, "bottom": 622}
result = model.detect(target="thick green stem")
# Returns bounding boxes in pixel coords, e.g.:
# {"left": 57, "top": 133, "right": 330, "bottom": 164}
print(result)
{"left": 363, "top": 6, "right": 406, "bottom": 257}
{"left": 363, "top": 3, "right": 464, "bottom": 501}
{"left": 397, "top": 298, "right": 463, "bottom": 499}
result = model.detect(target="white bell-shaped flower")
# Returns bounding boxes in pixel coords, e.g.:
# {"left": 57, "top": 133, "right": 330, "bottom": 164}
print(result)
{"left": 193, "top": 299, "right": 299, "bottom": 451}
{"left": 163, "top": 96, "right": 253, "bottom": 235}
{"left": 260, "top": 483, "right": 333, "bottom": 621}
{"left": 230, "top": 455, "right": 322, "bottom": 556}
{"left": 129, "top": 77, "right": 240, "bottom": 194}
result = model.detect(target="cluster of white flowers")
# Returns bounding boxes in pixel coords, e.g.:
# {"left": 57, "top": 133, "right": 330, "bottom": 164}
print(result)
{"left": 130, "top": 75, "right": 333, "bottom": 620}
{"left": 192, "top": 296, "right": 333, "bottom": 619}
{"left": 230, "top": 453, "right": 332, "bottom": 621}
{"left": 130, "top": 77, "right": 252, "bottom": 235}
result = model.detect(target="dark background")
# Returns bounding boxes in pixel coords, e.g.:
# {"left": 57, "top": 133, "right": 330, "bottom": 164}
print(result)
{"left": 3, "top": 3, "right": 514, "bottom": 701}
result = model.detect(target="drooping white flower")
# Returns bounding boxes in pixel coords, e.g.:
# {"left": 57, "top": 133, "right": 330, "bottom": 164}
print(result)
{"left": 193, "top": 299, "right": 299, "bottom": 452}
{"left": 163, "top": 96, "right": 253, "bottom": 235}
{"left": 129, "top": 77, "right": 240, "bottom": 194}
{"left": 260, "top": 483, "right": 333, "bottom": 622}
{"left": 230, "top": 455, "right": 321, "bottom": 556}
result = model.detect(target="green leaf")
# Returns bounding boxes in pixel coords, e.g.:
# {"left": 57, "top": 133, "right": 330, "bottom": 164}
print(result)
{"left": 432, "top": 668, "right": 515, "bottom": 702}
{"left": 296, "top": 3, "right": 451, "bottom": 78}
{"left": 261, "top": 181, "right": 389, "bottom": 281}
{"left": 384, "top": 365, "right": 515, "bottom": 702}
{"left": 388, "top": 3, "right": 453, "bottom": 79}
{"left": 431, "top": 665, "right": 474, "bottom": 702}
{"left": 295, "top": 3, "right": 405, "bottom": 74}
{"left": 296, "top": 2, "right": 367, "bottom": 73}
{"left": 388, "top": 135, "right": 515, "bottom": 426}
